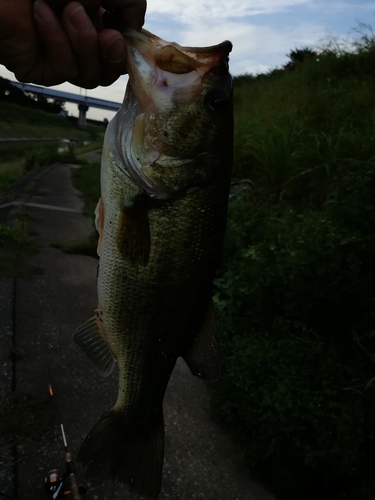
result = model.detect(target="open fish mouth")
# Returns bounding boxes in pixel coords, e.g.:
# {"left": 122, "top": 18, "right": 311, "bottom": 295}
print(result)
{"left": 131, "top": 29, "right": 232, "bottom": 72}
{"left": 123, "top": 28, "right": 232, "bottom": 111}
{"left": 113, "top": 29, "right": 233, "bottom": 198}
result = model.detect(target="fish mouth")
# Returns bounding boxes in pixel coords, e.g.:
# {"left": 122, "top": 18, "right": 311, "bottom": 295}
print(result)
{"left": 131, "top": 29, "right": 232, "bottom": 72}
{"left": 115, "top": 29, "right": 232, "bottom": 198}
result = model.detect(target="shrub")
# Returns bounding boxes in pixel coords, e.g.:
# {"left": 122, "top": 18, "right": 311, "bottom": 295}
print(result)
{"left": 215, "top": 28, "right": 375, "bottom": 499}
{"left": 214, "top": 160, "right": 375, "bottom": 496}
{"left": 24, "top": 145, "right": 76, "bottom": 171}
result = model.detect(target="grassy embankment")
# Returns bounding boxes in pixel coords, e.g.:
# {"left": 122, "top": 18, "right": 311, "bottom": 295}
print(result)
{"left": 0, "top": 101, "right": 104, "bottom": 273}
{"left": 0, "top": 99, "right": 103, "bottom": 138}
{"left": 0, "top": 100, "right": 104, "bottom": 197}
{"left": 66, "top": 29, "right": 375, "bottom": 500}
{"left": 213, "top": 31, "right": 375, "bottom": 500}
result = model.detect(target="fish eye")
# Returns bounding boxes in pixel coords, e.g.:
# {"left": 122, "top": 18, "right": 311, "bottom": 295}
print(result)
{"left": 204, "top": 89, "right": 229, "bottom": 112}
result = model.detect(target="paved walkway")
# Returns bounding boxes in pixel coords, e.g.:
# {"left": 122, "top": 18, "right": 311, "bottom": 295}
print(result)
{"left": 0, "top": 159, "right": 276, "bottom": 500}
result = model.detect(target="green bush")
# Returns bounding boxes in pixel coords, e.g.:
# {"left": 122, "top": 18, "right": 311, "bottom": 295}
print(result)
{"left": 214, "top": 28, "right": 375, "bottom": 499}
{"left": 215, "top": 163, "right": 375, "bottom": 497}
{"left": 73, "top": 161, "right": 100, "bottom": 215}
{"left": 24, "top": 145, "right": 76, "bottom": 171}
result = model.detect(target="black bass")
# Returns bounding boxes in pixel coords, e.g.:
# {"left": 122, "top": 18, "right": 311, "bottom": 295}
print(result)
{"left": 74, "top": 28, "right": 233, "bottom": 498}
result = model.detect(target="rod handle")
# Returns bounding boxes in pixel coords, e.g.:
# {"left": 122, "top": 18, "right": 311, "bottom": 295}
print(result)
{"left": 65, "top": 452, "right": 81, "bottom": 500}
{"left": 69, "top": 474, "right": 81, "bottom": 500}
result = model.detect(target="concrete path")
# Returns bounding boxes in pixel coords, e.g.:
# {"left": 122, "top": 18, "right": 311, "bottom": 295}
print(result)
{"left": 0, "top": 160, "right": 276, "bottom": 500}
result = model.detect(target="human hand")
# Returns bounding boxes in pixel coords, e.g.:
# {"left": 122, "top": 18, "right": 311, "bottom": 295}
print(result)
{"left": 0, "top": 0, "right": 146, "bottom": 88}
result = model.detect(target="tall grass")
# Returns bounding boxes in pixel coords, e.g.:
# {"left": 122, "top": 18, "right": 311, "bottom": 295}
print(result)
{"left": 0, "top": 101, "right": 104, "bottom": 196}
{"left": 214, "top": 27, "right": 375, "bottom": 500}
{"left": 0, "top": 100, "right": 103, "bottom": 138}
{"left": 74, "top": 161, "right": 101, "bottom": 215}
{"left": 0, "top": 143, "right": 78, "bottom": 199}
{"left": 0, "top": 159, "right": 25, "bottom": 193}
{"left": 233, "top": 45, "right": 375, "bottom": 193}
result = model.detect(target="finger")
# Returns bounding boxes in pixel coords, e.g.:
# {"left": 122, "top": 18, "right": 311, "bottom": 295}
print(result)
{"left": 98, "top": 29, "right": 128, "bottom": 86}
{"left": 102, "top": 0, "right": 146, "bottom": 31}
{"left": 33, "top": 0, "right": 80, "bottom": 84}
{"left": 89, "top": 6, "right": 107, "bottom": 32}
{"left": 44, "top": 0, "right": 102, "bottom": 16}
{"left": 62, "top": 2, "right": 102, "bottom": 88}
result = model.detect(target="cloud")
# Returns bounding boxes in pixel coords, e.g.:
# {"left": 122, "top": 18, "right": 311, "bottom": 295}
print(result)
{"left": 147, "top": 0, "right": 311, "bottom": 22}
{"left": 152, "top": 18, "right": 327, "bottom": 76}
{"left": 308, "top": 0, "right": 375, "bottom": 14}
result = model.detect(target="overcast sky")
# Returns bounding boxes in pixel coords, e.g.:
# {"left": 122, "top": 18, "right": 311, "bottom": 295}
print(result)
{"left": 0, "top": 0, "right": 374, "bottom": 121}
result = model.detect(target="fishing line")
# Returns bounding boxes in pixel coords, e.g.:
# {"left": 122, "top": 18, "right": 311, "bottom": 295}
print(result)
{"left": 44, "top": 354, "right": 83, "bottom": 500}
{"left": 45, "top": 360, "right": 69, "bottom": 454}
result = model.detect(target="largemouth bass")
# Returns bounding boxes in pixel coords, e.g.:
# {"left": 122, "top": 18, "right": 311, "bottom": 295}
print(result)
{"left": 74, "top": 28, "right": 233, "bottom": 499}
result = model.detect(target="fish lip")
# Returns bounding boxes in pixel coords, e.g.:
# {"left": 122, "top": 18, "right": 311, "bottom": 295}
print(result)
{"left": 123, "top": 28, "right": 233, "bottom": 56}
{"left": 122, "top": 29, "right": 232, "bottom": 76}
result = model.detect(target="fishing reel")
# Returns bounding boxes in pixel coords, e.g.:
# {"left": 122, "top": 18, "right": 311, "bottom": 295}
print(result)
{"left": 45, "top": 468, "right": 68, "bottom": 500}
{"left": 44, "top": 460, "right": 87, "bottom": 500}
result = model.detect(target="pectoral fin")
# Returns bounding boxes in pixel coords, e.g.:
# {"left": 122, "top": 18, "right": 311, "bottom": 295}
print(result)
{"left": 183, "top": 299, "right": 220, "bottom": 382}
{"left": 73, "top": 310, "right": 116, "bottom": 377}
{"left": 117, "top": 197, "right": 150, "bottom": 266}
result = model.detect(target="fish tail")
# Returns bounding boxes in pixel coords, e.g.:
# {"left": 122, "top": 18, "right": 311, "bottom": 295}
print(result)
{"left": 77, "top": 409, "right": 164, "bottom": 499}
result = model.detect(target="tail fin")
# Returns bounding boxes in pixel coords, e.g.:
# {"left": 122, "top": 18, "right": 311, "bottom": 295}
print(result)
{"left": 77, "top": 409, "right": 164, "bottom": 499}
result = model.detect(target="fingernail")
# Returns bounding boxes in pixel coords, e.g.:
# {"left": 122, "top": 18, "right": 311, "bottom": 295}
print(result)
{"left": 34, "top": 0, "right": 57, "bottom": 23}
{"left": 69, "top": 5, "right": 92, "bottom": 34}
{"left": 105, "top": 35, "right": 126, "bottom": 63}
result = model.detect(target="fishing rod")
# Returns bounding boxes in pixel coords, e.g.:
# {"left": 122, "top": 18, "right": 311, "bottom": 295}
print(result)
{"left": 44, "top": 381, "right": 85, "bottom": 500}
{"left": 0, "top": 382, "right": 85, "bottom": 500}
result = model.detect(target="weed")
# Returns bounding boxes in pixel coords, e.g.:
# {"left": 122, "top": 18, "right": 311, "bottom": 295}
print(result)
{"left": 215, "top": 26, "right": 375, "bottom": 500}
{"left": 0, "top": 159, "right": 24, "bottom": 196}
